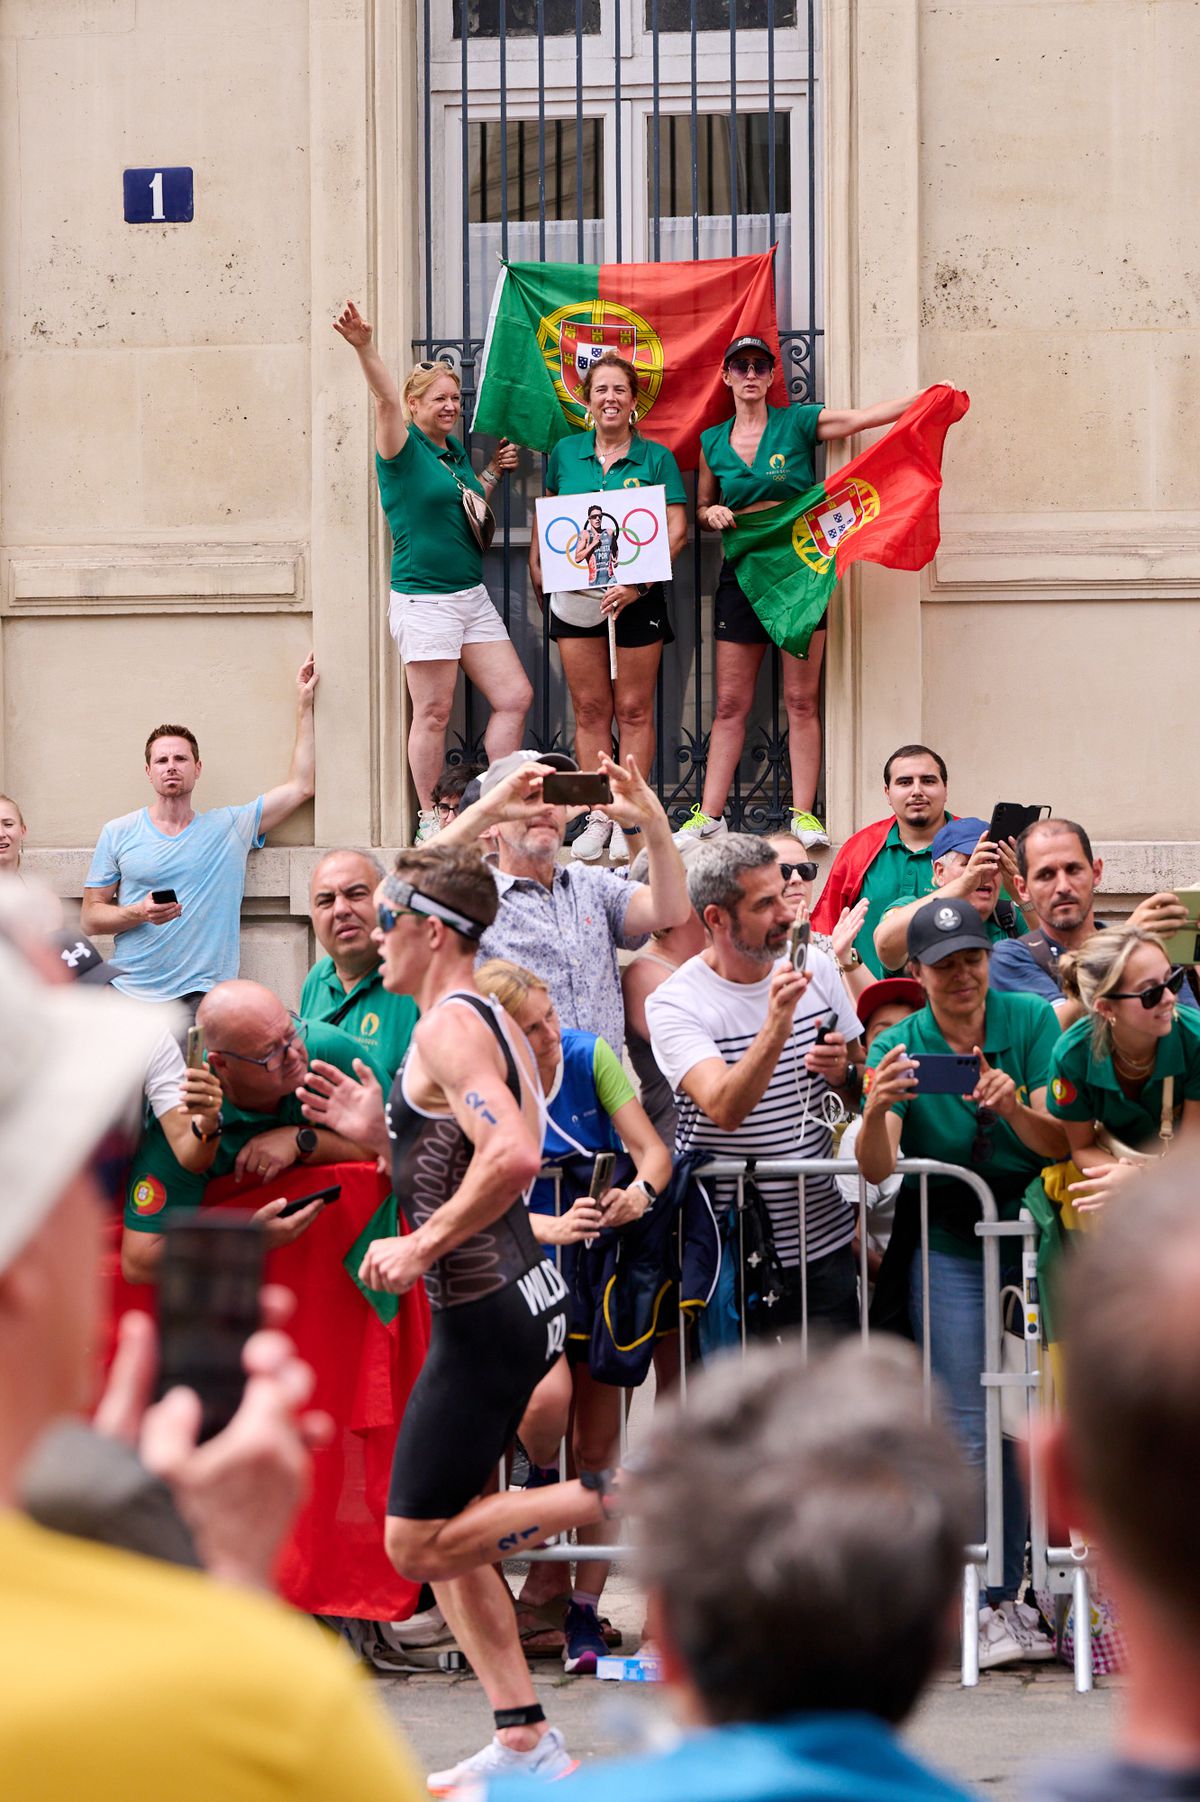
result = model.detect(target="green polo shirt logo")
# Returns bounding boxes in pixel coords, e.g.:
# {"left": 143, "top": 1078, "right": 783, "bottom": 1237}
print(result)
{"left": 361, "top": 1011, "right": 380, "bottom": 1038}
{"left": 769, "top": 452, "right": 787, "bottom": 480}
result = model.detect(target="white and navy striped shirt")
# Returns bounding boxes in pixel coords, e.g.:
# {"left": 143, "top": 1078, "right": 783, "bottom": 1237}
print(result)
{"left": 646, "top": 948, "right": 863, "bottom": 1266}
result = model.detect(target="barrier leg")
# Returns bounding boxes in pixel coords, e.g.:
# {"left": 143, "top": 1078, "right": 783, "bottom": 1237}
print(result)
{"left": 1072, "top": 1564, "right": 1094, "bottom": 1694}
{"left": 961, "top": 1560, "right": 980, "bottom": 1687}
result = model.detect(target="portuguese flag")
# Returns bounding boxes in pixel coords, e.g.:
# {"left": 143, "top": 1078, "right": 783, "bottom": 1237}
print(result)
{"left": 722, "top": 384, "right": 970, "bottom": 657}
{"left": 473, "top": 251, "right": 786, "bottom": 470}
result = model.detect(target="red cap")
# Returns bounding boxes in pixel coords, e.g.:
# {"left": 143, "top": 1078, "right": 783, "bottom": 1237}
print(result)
{"left": 855, "top": 977, "right": 924, "bottom": 1026}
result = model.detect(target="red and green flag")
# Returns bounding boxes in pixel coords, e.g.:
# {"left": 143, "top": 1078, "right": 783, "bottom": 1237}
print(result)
{"left": 473, "top": 251, "right": 786, "bottom": 470}
{"left": 721, "top": 384, "right": 971, "bottom": 658}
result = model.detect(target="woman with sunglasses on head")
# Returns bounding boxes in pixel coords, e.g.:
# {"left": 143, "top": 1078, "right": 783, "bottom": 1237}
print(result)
{"left": 334, "top": 301, "right": 532, "bottom": 844}
{"left": 856, "top": 897, "right": 1065, "bottom": 1671}
{"left": 687, "top": 341, "right": 926, "bottom": 850}
{"left": 1046, "top": 929, "right": 1200, "bottom": 1214}
{"left": 767, "top": 830, "right": 872, "bottom": 1003}
{"left": 529, "top": 351, "right": 688, "bottom": 865}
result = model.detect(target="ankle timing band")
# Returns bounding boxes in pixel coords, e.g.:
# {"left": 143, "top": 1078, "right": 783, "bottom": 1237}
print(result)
{"left": 494, "top": 1704, "right": 546, "bottom": 1730}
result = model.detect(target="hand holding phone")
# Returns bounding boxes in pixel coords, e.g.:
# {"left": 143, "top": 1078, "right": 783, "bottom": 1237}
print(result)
{"left": 986, "top": 803, "right": 1049, "bottom": 846}
{"left": 910, "top": 1052, "right": 980, "bottom": 1095}
{"left": 543, "top": 772, "right": 612, "bottom": 808}
{"left": 274, "top": 1183, "right": 341, "bottom": 1221}
{"left": 156, "top": 1215, "right": 264, "bottom": 1442}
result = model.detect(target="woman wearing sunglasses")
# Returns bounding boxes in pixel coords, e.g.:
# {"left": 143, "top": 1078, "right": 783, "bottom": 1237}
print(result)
{"left": 529, "top": 351, "right": 688, "bottom": 865}
{"left": 334, "top": 300, "right": 532, "bottom": 843}
{"left": 687, "top": 338, "right": 924, "bottom": 850}
{"left": 856, "top": 897, "right": 1065, "bottom": 1670}
{"left": 1046, "top": 929, "right": 1200, "bottom": 1212}
{"left": 768, "top": 829, "right": 872, "bottom": 1002}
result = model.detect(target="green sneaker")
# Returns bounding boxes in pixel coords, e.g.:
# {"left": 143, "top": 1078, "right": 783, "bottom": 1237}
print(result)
{"left": 673, "top": 804, "right": 727, "bottom": 847}
{"left": 790, "top": 810, "right": 830, "bottom": 850}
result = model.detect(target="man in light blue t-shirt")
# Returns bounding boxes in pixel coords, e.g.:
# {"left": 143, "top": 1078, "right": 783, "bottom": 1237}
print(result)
{"left": 81, "top": 656, "right": 319, "bottom": 1007}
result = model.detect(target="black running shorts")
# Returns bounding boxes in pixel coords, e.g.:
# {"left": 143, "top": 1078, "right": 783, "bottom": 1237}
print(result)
{"left": 714, "top": 559, "right": 827, "bottom": 645}
{"left": 548, "top": 582, "right": 675, "bottom": 647}
{"left": 387, "top": 1261, "right": 571, "bottom": 1520}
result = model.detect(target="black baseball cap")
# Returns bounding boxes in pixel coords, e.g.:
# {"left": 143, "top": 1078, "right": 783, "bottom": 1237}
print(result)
{"left": 50, "top": 930, "right": 115, "bottom": 986}
{"left": 723, "top": 334, "right": 775, "bottom": 367}
{"left": 906, "top": 898, "right": 992, "bottom": 967}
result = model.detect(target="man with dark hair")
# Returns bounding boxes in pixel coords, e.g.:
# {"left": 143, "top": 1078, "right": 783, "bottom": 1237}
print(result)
{"left": 1029, "top": 1157, "right": 1200, "bottom": 1801}
{"left": 301, "top": 850, "right": 417, "bottom": 1080}
{"left": 990, "top": 817, "right": 1191, "bottom": 1021}
{"left": 648, "top": 834, "right": 863, "bottom": 1334}
{"left": 299, "top": 844, "right": 619, "bottom": 1795}
{"left": 485, "top": 1338, "right": 973, "bottom": 1802}
{"left": 82, "top": 656, "right": 319, "bottom": 1010}
{"left": 810, "top": 743, "right": 951, "bottom": 978}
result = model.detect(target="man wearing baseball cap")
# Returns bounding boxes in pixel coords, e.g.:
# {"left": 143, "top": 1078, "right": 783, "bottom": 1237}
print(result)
{"left": 872, "top": 816, "right": 1024, "bottom": 975}
{"left": 437, "top": 749, "right": 689, "bottom": 1058}
{"left": 0, "top": 921, "right": 424, "bottom": 1801}
{"left": 856, "top": 898, "right": 1065, "bottom": 1671}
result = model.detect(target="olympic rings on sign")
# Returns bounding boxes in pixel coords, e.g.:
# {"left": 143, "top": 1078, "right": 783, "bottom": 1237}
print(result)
{"left": 621, "top": 508, "right": 659, "bottom": 548}
{"left": 544, "top": 515, "right": 582, "bottom": 556}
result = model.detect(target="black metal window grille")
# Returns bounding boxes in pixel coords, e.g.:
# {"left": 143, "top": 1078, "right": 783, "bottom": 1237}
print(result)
{"left": 418, "top": 0, "right": 822, "bottom": 833}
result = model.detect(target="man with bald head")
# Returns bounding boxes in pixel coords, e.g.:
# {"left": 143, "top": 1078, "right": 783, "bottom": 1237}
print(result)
{"left": 300, "top": 850, "right": 417, "bottom": 1080}
{"left": 121, "top": 978, "right": 384, "bottom": 1282}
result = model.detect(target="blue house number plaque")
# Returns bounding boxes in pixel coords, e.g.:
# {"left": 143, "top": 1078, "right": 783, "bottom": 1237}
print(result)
{"left": 123, "top": 167, "right": 194, "bottom": 224}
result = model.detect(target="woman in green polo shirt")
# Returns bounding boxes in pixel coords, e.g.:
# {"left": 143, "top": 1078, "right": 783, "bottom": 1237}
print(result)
{"left": 529, "top": 351, "right": 687, "bottom": 864}
{"left": 689, "top": 338, "right": 925, "bottom": 851}
{"left": 334, "top": 299, "right": 532, "bottom": 842}
{"left": 1047, "top": 928, "right": 1200, "bottom": 1211}
{"left": 857, "top": 898, "right": 1065, "bottom": 1665}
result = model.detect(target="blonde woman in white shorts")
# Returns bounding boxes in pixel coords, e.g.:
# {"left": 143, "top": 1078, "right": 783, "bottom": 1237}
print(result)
{"left": 335, "top": 300, "right": 532, "bottom": 841}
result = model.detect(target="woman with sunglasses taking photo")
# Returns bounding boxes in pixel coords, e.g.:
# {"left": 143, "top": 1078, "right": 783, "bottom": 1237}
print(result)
{"left": 1045, "top": 929, "right": 1200, "bottom": 1213}
{"left": 856, "top": 897, "right": 1065, "bottom": 1672}
{"left": 767, "top": 828, "right": 872, "bottom": 1002}
{"left": 687, "top": 339, "right": 925, "bottom": 849}
{"left": 334, "top": 301, "right": 532, "bottom": 843}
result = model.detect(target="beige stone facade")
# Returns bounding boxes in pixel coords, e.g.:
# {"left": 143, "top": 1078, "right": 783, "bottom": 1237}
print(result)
{"left": 2, "top": 0, "right": 1196, "bottom": 995}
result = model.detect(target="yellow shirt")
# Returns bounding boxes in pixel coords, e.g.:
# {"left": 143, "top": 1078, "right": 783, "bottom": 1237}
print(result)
{"left": 0, "top": 1510, "right": 424, "bottom": 1802}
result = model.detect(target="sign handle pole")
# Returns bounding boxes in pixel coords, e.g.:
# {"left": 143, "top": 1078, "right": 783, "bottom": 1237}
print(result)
{"left": 608, "top": 613, "right": 618, "bottom": 680}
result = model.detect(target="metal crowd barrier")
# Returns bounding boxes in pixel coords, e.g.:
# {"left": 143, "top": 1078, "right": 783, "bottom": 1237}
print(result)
{"left": 503, "top": 1153, "right": 1079, "bottom": 1690}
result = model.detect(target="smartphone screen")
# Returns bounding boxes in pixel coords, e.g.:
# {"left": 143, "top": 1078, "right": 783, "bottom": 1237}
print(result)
{"left": 156, "top": 1215, "right": 263, "bottom": 1441}
{"left": 151, "top": 888, "right": 178, "bottom": 905}
{"left": 542, "top": 772, "right": 612, "bottom": 807}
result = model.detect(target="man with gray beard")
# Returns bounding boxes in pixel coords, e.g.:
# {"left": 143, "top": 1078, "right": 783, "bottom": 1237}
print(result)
{"left": 646, "top": 835, "right": 864, "bottom": 1336}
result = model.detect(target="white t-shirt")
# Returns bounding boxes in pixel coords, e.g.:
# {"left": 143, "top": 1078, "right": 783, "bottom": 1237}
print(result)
{"left": 646, "top": 947, "right": 863, "bottom": 1266}
{"left": 144, "top": 1032, "right": 186, "bottom": 1119}
{"left": 836, "top": 1113, "right": 899, "bottom": 1262}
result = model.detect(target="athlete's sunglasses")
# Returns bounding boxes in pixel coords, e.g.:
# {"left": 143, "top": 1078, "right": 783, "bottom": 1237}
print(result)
{"left": 779, "top": 861, "right": 818, "bottom": 883}
{"left": 377, "top": 902, "right": 419, "bottom": 935}
{"left": 1107, "top": 966, "right": 1188, "bottom": 1009}
{"left": 727, "top": 356, "right": 773, "bottom": 377}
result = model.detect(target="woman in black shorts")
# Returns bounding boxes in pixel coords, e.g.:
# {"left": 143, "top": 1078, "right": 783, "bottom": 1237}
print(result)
{"left": 528, "top": 352, "right": 688, "bottom": 863}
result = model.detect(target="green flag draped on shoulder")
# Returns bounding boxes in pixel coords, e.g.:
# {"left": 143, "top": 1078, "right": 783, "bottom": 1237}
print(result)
{"left": 722, "top": 385, "right": 971, "bottom": 658}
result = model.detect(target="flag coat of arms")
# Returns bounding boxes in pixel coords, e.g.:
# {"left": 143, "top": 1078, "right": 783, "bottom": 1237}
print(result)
{"left": 473, "top": 251, "right": 786, "bottom": 470}
{"left": 722, "top": 385, "right": 970, "bottom": 657}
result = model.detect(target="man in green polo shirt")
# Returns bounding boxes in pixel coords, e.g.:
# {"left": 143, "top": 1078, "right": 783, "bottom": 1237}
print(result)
{"left": 872, "top": 817, "right": 1024, "bottom": 975}
{"left": 811, "top": 744, "right": 953, "bottom": 979}
{"left": 122, "top": 978, "right": 386, "bottom": 1283}
{"left": 300, "top": 850, "right": 418, "bottom": 1081}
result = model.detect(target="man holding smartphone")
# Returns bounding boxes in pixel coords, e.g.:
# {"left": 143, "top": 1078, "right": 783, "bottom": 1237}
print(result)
{"left": 81, "top": 655, "right": 319, "bottom": 1014}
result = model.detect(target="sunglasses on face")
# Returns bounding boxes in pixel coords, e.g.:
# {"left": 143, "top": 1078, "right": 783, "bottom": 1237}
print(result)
{"left": 377, "top": 902, "right": 422, "bottom": 935}
{"left": 779, "top": 861, "right": 819, "bottom": 883}
{"left": 1107, "top": 967, "right": 1188, "bottom": 1009}
{"left": 727, "top": 357, "right": 773, "bottom": 377}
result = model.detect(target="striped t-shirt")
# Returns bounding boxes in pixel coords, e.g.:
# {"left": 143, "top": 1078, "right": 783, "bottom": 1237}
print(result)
{"left": 646, "top": 949, "right": 863, "bottom": 1266}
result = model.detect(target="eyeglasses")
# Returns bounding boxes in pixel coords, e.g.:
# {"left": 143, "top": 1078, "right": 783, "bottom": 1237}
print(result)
{"left": 970, "top": 1104, "right": 997, "bottom": 1165}
{"left": 433, "top": 798, "right": 460, "bottom": 818}
{"left": 216, "top": 1012, "right": 308, "bottom": 1072}
{"left": 1107, "top": 967, "right": 1187, "bottom": 1009}
{"left": 727, "top": 356, "right": 773, "bottom": 377}
{"left": 377, "top": 901, "right": 422, "bottom": 935}
{"left": 779, "top": 861, "right": 819, "bottom": 883}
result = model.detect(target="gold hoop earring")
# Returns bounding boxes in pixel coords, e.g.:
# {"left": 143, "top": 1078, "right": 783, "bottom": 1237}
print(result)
{"left": 629, "top": 409, "right": 637, "bottom": 428}
{"left": 584, "top": 410, "right": 594, "bottom": 430}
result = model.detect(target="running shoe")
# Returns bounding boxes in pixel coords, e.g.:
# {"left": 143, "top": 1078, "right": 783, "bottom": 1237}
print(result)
{"left": 977, "top": 1603, "right": 1024, "bottom": 1670}
{"left": 413, "top": 808, "right": 440, "bottom": 845}
{"left": 570, "top": 810, "right": 612, "bottom": 862}
{"left": 608, "top": 822, "right": 630, "bottom": 864}
{"left": 997, "top": 1597, "right": 1056, "bottom": 1661}
{"left": 673, "top": 804, "right": 727, "bottom": 847}
{"left": 382, "top": 1600, "right": 452, "bottom": 1649}
{"left": 790, "top": 810, "right": 831, "bottom": 849}
{"left": 426, "top": 1726, "right": 577, "bottom": 1796}
{"left": 562, "top": 1601, "right": 608, "bottom": 1675}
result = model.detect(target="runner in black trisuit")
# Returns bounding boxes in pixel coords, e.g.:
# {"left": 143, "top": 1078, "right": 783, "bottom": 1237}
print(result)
{"left": 300, "top": 841, "right": 616, "bottom": 1795}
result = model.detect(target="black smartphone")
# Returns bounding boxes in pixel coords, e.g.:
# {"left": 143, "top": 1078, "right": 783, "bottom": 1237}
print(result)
{"left": 788, "top": 918, "right": 811, "bottom": 973}
{"left": 814, "top": 1010, "right": 838, "bottom": 1046}
{"left": 543, "top": 772, "right": 612, "bottom": 807}
{"left": 276, "top": 1183, "right": 342, "bottom": 1220}
{"left": 151, "top": 888, "right": 178, "bottom": 904}
{"left": 986, "top": 803, "right": 1049, "bottom": 845}
{"left": 156, "top": 1214, "right": 264, "bottom": 1442}
{"left": 185, "top": 1025, "right": 205, "bottom": 1069}
{"left": 588, "top": 1153, "right": 616, "bottom": 1200}
{"left": 912, "top": 1053, "right": 980, "bottom": 1095}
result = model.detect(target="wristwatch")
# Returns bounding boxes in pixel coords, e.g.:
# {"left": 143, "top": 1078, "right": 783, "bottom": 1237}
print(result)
{"left": 295, "top": 1126, "right": 319, "bottom": 1161}
{"left": 190, "top": 1116, "right": 223, "bottom": 1144}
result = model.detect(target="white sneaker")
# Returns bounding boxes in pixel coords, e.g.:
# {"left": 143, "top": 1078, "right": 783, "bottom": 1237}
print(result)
{"left": 426, "top": 1726, "right": 577, "bottom": 1796}
{"left": 381, "top": 1602, "right": 452, "bottom": 1649}
{"left": 413, "top": 808, "right": 440, "bottom": 845}
{"left": 608, "top": 823, "right": 630, "bottom": 864}
{"left": 790, "top": 810, "right": 831, "bottom": 850}
{"left": 571, "top": 810, "right": 612, "bottom": 862}
{"left": 673, "top": 804, "right": 727, "bottom": 847}
{"left": 977, "top": 1602, "right": 1024, "bottom": 1670}
{"left": 998, "top": 1597, "right": 1056, "bottom": 1662}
